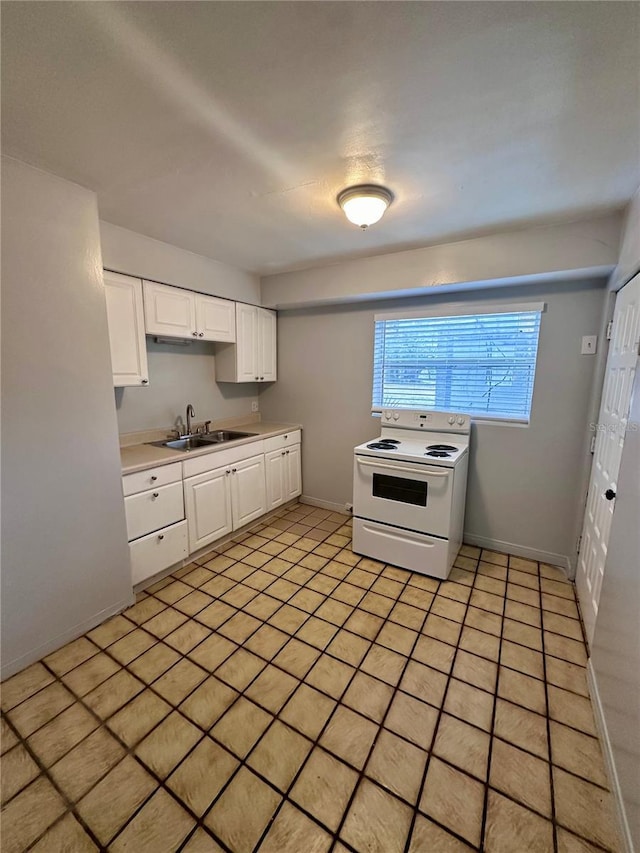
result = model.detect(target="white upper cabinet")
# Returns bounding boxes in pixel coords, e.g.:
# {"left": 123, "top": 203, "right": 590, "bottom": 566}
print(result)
{"left": 216, "top": 304, "right": 277, "bottom": 383}
{"left": 257, "top": 308, "right": 277, "bottom": 381}
{"left": 143, "top": 281, "right": 197, "bottom": 339}
{"left": 143, "top": 281, "right": 235, "bottom": 342}
{"left": 104, "top": 271, "right": 149, "bottom": 387}
{"left": 197, "top": 294, "right": 236, "bottom": 342}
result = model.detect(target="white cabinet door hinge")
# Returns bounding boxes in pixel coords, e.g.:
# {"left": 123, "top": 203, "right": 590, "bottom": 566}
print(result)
{"left": 606, "top": 320, "right": 613, "bottom": 340}
{"left": 576, "top": 534, "right": 582, "bottom": 553}
{"left": 590, "top": 435, "right": 596, "bottom": 453}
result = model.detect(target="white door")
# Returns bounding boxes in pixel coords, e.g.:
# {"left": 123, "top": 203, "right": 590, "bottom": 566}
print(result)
{"left": 258, "top": 308, "right": 277, "bottom": 381}
{"left": 143, "top": 281, "right": 197, "bottom": 339}
{"left": 184, "top": 467, "right": 233, "bottom": 551}
{"left": 577, "top": 273, "right": 640, "bottom": 645}
{"left": 196, "top": 295, "right": 236, "bottom": 342}
{"left": 236, "top": 304, "right": 258, "bottom": 382}
{"left": 265, "top": 449, "right": 286, "bottom": 510}
{"left": 104, "top": 272, "right": 149, "bottom": 387}
{"left": 285, "top": 444, "right": 302, "bottom": 500}
{"left": 232, "top": 454, "right": 267, "bottom": 527}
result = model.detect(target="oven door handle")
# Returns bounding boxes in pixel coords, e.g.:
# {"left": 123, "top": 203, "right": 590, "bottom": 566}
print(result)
{"left": 356, "top": 457, "right": 451, "bottom": 477}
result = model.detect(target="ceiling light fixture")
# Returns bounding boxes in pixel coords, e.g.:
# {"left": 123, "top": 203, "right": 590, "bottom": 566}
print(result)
{"left": 337, "top": 184, "right": 393, "bottom": 229}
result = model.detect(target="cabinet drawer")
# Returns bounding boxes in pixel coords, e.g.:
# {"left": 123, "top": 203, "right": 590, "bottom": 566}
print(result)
{"left": 122, "top": 462, "right": 182, "bottom": 497}
{"left": 182, "top": 440, "right": 265, "bottom": 479}
{"left": 124, "top": 481, "right": 184, "bottom": 541}
{"left": 130, "top": 520, "right": 188, "bottom": 585}
{"left": 264, "top": 430, "right": 301, "bottom": 453}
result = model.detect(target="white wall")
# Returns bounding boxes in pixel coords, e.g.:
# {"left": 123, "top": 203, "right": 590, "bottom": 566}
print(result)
{"left": 261, "top": 214, "right": 620, "bottom": 309}
{"left": 115, "top": 339, "right": 257, "bottom": 434}
{"left": 1, "top": 158, "right": 132, "bottom": 679}
{"left": 259, "top": 279, "right": 606, "bottom": 569}
{"left": 610, "top": 187, "right": 640, "bottom": 290}
{"left": 100, "top": 220, "right": 260, "bottom": 304}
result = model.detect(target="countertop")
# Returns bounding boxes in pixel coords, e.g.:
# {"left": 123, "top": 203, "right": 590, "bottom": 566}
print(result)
{"left": 120, "top": 421, "right": 302, "bottom": 475}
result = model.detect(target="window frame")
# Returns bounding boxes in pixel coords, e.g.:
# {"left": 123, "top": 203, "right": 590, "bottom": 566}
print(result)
{"left": 372, "top": 301, "right": 545, "bottom": 425}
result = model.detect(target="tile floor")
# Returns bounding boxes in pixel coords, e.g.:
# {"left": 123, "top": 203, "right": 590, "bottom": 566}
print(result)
{"left": 1, "top": 502, "right": 620, "bottom": 853}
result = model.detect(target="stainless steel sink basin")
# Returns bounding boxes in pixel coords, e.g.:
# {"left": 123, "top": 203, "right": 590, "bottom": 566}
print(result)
{"left": 203, "top": 430, "right": 255, "bottom": 443}
{"left": 148, "top": 430, "right": 256, "bottom": 452}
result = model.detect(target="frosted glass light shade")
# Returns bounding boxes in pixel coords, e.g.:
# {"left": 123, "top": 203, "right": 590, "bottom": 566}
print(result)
{"left": 337, "top": 185, "right": 393, "bottom": 229}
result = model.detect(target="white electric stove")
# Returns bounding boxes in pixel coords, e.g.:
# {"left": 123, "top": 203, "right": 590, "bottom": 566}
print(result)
{"left": 352, "top": 409, "right": 470, "bottom": 579}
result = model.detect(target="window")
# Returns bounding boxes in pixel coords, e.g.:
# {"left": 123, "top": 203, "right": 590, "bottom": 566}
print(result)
{"left": 372, "top": 304, "right": 543, "bottom": 422}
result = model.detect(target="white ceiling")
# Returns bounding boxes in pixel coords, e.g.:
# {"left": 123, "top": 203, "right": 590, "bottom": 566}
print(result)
{"left": 2, "top": 2, "right": 639, "bottom": 274}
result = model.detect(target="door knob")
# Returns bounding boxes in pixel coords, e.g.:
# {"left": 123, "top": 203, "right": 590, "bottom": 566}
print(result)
{"left": 604, "top": 489, "right": 616, "bottom": 501}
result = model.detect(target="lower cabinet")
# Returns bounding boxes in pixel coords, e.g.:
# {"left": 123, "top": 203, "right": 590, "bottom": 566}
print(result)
{"left": 184, "top": 453, "right": 267, "bottom": 552}
{"left": 264, "top": 431, "right": 302, "bottom": 511}
{"left": 122, "top": 462, "right": 188, "bottom": 585}
{"left": 130, "top": 520, "right": 188, "bottom": 586}
{"left": 125, "top": 430, "right": 301, "bottom": 585}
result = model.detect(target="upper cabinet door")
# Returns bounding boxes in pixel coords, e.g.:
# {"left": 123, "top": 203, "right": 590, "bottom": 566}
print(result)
{"left": 236, "top": 304, "right": 259, "bottom": 382}
{"left": 104, "top": 271, "right": 149, "bottom": 387}
{"left": 258, "top": 308, "right": 277, "bottom": 381}
{"left": 196, "top": 295, "right": 236, "bottom": 342}
{"left": 143, "top": 281, "right": 197, "bottom": 339}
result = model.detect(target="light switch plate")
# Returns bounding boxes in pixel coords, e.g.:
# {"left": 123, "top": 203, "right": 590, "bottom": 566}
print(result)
{"left": 581, "top": 335, "right": 597, "bottom": 355}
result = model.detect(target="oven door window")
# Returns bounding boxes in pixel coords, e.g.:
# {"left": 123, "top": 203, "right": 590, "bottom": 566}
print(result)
{"left": 372, "top": 473, "right": 428, "bottom": 507}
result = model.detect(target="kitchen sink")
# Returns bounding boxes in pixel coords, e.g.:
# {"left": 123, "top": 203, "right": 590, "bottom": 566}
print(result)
{"left": 148, "top": 430, "right": 256, "bottom": 452}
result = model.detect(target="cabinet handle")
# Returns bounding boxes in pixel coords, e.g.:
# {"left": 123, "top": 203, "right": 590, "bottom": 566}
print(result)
{"left": 151, "top": 492, "right": 159, "bottom": 499}
{"left": 150, "top": 475, "right": 157, "bottom": 482}
{"left": 285, "top": 449, "right": 289, "bottom": 455}
{"left": 281, "top": 451, "right": 286, "bottom": 456}
{"left": 198, "top": 332, "right": 204, "bottom": 337}
{"left": 226, "top": 469, "right": 231, "bottom": 475}
{"left": 141, "top": 378, "right": 149, "bottom": 384}
{"left": 192, "top": 331, "right": 198, "bottom": 336}
{"left": 232, "top": 468, "right": 237, "bottom": 474}
{"left": 260, "top": 376, "right": 264, "bottom": 380}
{"left": 157, "top": 534, "right": 164, "bottom": 541}
{"left": 255, "top": 376, "right": 259, "bottom": 380}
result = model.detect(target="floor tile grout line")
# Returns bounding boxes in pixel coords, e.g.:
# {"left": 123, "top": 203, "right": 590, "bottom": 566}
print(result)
{"left": 247, "top": 559, "right": 435, "bottom": 853}
{"left": 0, "top": 532, "right": 577, "bottom": 715}
{"left": 402, "top": 553, "right": 486, "bottom": 853}
{"left": 2, "top": 562, "right": 597, "bottom": 803}
{"left": 2, "top": 514, "right": 601, "bottom": 852}
{"left": 4, "top": 662, "right": 121, "bottom": 853}
{"left": 478, "top": 554, "right": 510, "bottom": 852}
{"left": 538, "top": 557, "right": 560, "bottom": 853}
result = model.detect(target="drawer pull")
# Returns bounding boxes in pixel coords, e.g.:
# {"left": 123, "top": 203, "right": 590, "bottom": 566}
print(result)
{"left": 286, "top": 449, "right": 289, "bottom": 455}
{"left": 150, "top": 475, "right": 157, "bottom": 482}
{"left": 152, "top": 492, "right": 159, "bottom": 499}
{"left": 232, "top": 468, "right": 237, "bottom": 474}
{"left": 226, "top": 469, "right": 231, "bottom": 475}
{"left": 158, "top": 534, "right": 164, "bottom": 541}
{"left": 281, "top": 451, "right": 286, "bottom": 456}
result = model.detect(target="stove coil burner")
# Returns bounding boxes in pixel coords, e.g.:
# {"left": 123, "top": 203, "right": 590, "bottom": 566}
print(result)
{"left": 379, "top": 439, "right": 400, "bottom": 444}
{"left": 367, "top": 442, "right": 398, "bottom": 450}
{"left": 425, "top": 450, "right": 451, "bottom": 458}
{"left": 426, "top": 444, "right": 458, "bottom": 452}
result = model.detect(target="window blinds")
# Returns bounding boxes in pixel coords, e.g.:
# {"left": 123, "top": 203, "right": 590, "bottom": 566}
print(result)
{"left": 372, "top": 308, "right": 543, "bottom": 421}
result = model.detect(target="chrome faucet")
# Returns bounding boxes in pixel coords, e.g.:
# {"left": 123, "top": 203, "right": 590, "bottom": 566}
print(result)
{"left": 186, "top": 404, "right": 195, "bottom": 436}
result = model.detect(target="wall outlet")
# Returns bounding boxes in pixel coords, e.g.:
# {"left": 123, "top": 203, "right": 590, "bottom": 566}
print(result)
{"left": 345, "top": 502, "right": 353, "bottom": 513}
{"left": 251, "top": 401, "right": 259, "bottom": 413}
{"left": 581, "top": 335, "right": 597, "bottom": 355}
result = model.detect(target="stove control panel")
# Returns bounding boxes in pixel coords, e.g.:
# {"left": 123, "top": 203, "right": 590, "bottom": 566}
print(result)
{"left": 380, "top": 409, "right": 470, "bottom": 434}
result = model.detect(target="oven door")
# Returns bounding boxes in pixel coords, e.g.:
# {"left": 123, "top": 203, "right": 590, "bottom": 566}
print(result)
{"left": 353, "top": 453, "right": 453, "bottom": 538}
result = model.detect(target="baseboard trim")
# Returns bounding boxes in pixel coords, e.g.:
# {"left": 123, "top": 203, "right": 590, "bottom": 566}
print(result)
{"left": 300, "top": 495, "right": 350, "bottom": 515}
{"left": 1, "top": 593, "right": 136, "bottom": 682}
{"left": 587, "top": 661, "right": 633, "bottom": 853}
{"left": 462, "top": 531, "right": 571, "bottom": 575}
